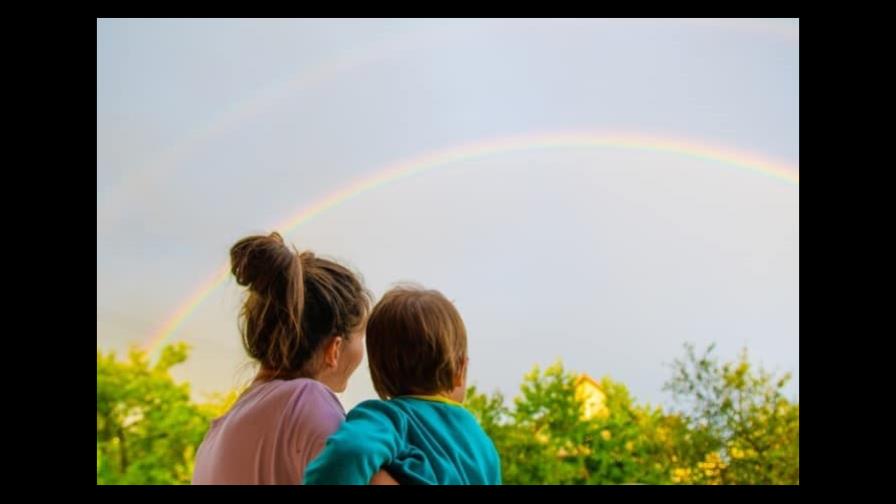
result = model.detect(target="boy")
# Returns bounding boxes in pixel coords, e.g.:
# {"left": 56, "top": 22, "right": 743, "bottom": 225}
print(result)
{"left": 304, "top": 285, "right": 501, "bottom": 485}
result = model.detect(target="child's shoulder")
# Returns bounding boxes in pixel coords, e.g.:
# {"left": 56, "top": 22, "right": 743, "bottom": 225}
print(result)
{"left": 351, "top": 398, "right": 392, "bottom": 410}
{"left": 349, "top": 396, "right": 481, "bottom": 422}
{"left": 343, "top": 398, "right": 413, "bottom": 434}
{"left": 346, "top": 398, "right": 407, "bottom": 418}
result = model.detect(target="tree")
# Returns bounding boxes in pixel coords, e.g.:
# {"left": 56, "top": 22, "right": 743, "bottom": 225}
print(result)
{"left": 466, "top": 344, "right": 799, "bottom": 484}
{"left": 97, "top": 341, "right": 797, "bottom": 484}
{"left": 96, "top": 343, "right": 237, "bottom": 484}
{"left": 468, "top": 362, "right": 666, "bottom": 484}
{"left": 663, "top": 343, "right": 799, "bottom": 484}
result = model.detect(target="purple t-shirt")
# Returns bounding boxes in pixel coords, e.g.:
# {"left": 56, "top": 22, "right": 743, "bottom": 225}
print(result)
{"left": 192, "top": 378, "right": 345, "bottom": 484}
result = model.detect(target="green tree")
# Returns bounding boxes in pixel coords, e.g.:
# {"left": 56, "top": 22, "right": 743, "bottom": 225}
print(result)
{"left": 97, "top": 343, "right": 235, "bottom": 484}
{"left": 467, "top": 344, "right": 798, "bottom": 485}
{"left": 97, "top": 341, "right": 797, "bottom": 485}
{"left": 468, "top": 362, "right": 665, "bottom": 484}
{"left": 663, "top": 343, "right": 799, "bottom": 484}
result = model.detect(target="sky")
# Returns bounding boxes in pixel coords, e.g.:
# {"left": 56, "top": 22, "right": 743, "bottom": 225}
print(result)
{"left": 97, "top": 18, "right": 799, "bottom": 410}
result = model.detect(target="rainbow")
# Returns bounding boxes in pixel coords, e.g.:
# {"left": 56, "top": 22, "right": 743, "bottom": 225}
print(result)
{"left": 100, "top": 19, "right": 798, "bottom": 225}
{"left": 142, "top": 131, "right": 799, "bottom": 356}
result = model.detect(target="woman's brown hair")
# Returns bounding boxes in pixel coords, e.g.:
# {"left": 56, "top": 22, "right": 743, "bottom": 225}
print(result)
{"left": 230, "top": 232, "right": 371, "bottom": 379}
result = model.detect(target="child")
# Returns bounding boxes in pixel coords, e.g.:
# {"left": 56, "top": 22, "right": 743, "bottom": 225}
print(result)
{"left": 303, "top": 285, "right": 501, "bottom": 485}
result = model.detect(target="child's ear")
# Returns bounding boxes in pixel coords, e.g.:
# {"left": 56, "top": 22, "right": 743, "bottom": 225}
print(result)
{"left": 453, "top": 356, "right": 469, "bottom": 387}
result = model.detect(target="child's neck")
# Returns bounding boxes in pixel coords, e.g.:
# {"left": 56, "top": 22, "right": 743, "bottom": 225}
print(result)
{"left": 408, "top": 387, "right": 465, "bottom": 404}
{"left": 441, "top": 386, "right": 465, "bottom": 404}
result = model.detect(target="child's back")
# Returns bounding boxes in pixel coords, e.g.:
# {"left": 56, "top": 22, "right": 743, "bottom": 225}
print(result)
{"left": 305, "top": 395, "right": 500, "bottom": 484}
{"left": 303, "top": 284, "right": 502, "bottom": 485}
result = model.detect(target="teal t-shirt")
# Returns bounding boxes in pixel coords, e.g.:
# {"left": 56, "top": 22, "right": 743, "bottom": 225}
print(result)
{"left": 304, "top": 395, "right": 501, "bottom": 485}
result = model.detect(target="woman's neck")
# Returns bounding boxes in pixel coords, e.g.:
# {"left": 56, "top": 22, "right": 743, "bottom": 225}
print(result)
{"left": 254, "top": 366, "right": 341, "bottom": 392}
{"left": 254, "top": 366, "right": 307, "bottom": 383}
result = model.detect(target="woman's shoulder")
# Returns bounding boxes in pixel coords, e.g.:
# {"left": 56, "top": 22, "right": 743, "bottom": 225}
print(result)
{"left": 251, "top": 378, "right": 346, "bottom": 423}
{"left": 290, "top": 378, "right": 343, "bottom": 407}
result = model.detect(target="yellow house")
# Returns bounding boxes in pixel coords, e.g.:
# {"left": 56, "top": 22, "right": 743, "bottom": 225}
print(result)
{"left": 575, "top": 374, "right": 608, "bottom": 420}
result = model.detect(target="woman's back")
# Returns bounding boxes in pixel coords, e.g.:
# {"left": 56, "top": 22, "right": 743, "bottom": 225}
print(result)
{"left": 192, "top": 378, "right": 345, "bottom": 484}
{"left": 191, "top": 232, "right": 371, "bottom": 484}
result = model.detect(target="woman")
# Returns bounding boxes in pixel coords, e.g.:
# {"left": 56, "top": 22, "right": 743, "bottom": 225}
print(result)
{"left": 192, "top": 231, "right": 395, "bottom": 484}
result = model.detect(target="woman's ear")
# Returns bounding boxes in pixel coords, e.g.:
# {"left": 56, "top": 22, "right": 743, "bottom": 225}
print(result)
{"left": 324, "top": 336, "right": 344, "bottom": 368}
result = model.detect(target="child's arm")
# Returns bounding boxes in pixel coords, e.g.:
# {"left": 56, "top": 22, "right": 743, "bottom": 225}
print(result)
{"left": 370, "top": 469, "right": 399, "bottom": 485}
{"left": 304, "top": 401, "right": 404, "bottom": 485}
